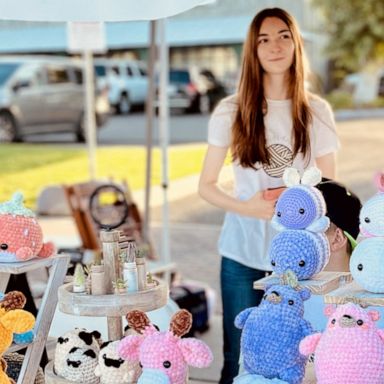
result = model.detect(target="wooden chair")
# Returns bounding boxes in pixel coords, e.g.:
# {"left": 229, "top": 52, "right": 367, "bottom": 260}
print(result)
{"left": 63, "top": 180, "right": 155, "bottom": 259}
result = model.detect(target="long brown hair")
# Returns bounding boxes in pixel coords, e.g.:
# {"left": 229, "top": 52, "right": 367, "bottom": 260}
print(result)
{"left": 232, "top": 8, "right": 311, "bottom": 169}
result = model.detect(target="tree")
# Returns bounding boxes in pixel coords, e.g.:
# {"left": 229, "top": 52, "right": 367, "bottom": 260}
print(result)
{"left": 312, "top": 0, "right": 384, "bottom": 73}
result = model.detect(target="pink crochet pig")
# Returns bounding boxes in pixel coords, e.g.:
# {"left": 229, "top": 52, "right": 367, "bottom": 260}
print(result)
{"left": 299, "top": 302, "right": 384, "bottom": 384}
{"left": 118, "top": 309, "right": 213, "bottom": 384}
{"left": 0, "top": 192, "right": 55, "bottom": 262}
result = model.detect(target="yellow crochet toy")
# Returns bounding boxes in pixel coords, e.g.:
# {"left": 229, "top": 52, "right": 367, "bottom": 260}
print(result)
{"left": 0, "top": 293, "right": 35, "bottom": 384}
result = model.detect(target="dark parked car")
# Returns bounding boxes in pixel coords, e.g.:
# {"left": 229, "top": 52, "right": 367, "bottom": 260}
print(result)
{"left": 162, "top": 68, "right": 227, "bottom": 114}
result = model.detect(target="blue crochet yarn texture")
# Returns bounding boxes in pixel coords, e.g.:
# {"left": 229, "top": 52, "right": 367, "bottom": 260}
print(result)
{"left": 350, "top": 237, "right": 384, "bottom": 293}
{"left": 269, "top": 230, "right": 330, "bottom": 280}
{"left": 235, "top": 284, "right": 313, "bottom": 384}
{"left": 275, "top": 185, "right": 326, "bottom": 230}
{"left": 359, "top": 193, "right": 384, "bottom": 237}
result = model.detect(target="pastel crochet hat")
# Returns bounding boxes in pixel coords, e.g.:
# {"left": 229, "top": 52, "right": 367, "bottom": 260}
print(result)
{"left": 235, "top": 284, "right": 312, "bottom": 384}
{"left": 359, "top": 172, "right": 384, "bottom": 238}
{"left": 272, "top": 167, "right": 329, "bottom": 233}
{"left": 350, "top": 237, "right": 384, "bottom": 293}
{"left": 300, "top": 302, "right": 384, "bottom": 384}
{"left": 269, "top": 230, "right": 330, "bottom": 280}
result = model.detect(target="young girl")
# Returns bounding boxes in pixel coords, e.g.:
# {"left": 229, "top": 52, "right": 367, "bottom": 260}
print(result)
{"left": 198, "top": 8, "right": 339, "bottom": 384}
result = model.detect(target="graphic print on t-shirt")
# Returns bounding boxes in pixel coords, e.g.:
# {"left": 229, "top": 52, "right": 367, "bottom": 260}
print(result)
{"left": 263, "top": 143, "right": 294, "bottom": 178}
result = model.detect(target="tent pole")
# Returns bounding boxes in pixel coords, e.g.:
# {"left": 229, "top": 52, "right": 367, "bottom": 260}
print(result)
{"left": 143, "top": 20, "right": 157, "bottom": 243}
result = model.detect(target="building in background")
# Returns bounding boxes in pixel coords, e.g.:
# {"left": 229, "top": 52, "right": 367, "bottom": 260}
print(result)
{"left": 0, "top": 0, "right": 330, "bottom": 93}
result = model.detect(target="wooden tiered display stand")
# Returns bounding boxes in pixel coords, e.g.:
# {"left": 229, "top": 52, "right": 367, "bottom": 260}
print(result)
{"left": 0, "top": 254, "right": 69, "bottom": 384}
{"left": 324, "top": 280, "right": 384, "bottom": 307}
{"left": 254, "top": 271, "right": 352, "bottom": 295}
{"left": 45, "top": 230, "right": 169, "bottom": 383}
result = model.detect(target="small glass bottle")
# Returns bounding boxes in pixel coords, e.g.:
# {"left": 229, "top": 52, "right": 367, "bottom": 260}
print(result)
{"left": 123, "top": 241, "right": 138, "bottom": 293}
{"left": 91, "top": 264, "right": 106, "bottom": 295}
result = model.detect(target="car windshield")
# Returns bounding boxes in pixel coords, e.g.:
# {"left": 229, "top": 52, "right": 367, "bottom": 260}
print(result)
{"left": 169, "top": 70, "right": 190, "bottom": 84}
{"left": 0, "top": 63, "right": 20, "bottom": 85}
{"left": 94, "top": 65, "right": 106, "bottom": 77}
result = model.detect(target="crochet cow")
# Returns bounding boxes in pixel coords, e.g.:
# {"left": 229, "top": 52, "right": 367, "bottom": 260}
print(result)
{"left": 118, "top": 309, "right": 213, "bottom": 384}
{"left": 300, "top": 302, "right": 384, "bottom": 384}
{"left": 235, "top": 284, "right": 313, "bottom": 384}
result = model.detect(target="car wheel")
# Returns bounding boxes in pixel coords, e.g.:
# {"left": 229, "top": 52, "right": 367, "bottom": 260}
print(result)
{"left": 76, "top": 114, "right": 86, "bottom": 143}
{"left": 0, "top": 111, "right": 19, "bottom": 143}
{"left": 199, "top": 94, "right": 210, "bottom": 114}
{"left": 116, "top": 94, "right": 131, "bottom": 115}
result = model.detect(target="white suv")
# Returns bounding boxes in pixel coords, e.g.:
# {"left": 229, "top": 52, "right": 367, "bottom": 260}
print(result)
{"left": 94, "top": 59, "right": 148, "bottom": 114}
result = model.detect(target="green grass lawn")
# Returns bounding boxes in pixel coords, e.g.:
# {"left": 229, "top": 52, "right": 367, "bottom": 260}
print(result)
{"left": 0, "top": 143, "right": 210, "bottom": 209}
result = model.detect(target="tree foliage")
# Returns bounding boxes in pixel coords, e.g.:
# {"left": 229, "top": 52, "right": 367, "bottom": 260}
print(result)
{"left": 312, "top": 0, "right": 384, "bottom": 72}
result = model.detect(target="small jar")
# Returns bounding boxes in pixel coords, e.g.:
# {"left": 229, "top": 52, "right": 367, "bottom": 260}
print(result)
{"left": 91, "top": 264, "right": 106, "bottom": 295}
{"left": 123, "top": 262, "right": 138, "bottom": 293}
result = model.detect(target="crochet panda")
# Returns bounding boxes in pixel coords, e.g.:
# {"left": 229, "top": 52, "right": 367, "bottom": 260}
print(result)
{"left": 62, "top": 346, "right": 99, "bottom": 383}
{"left": 95, "top": 340, "right": 141, "bottom": 383}
{"left": 54, "top": 328, "right": 101, "bottom": 377}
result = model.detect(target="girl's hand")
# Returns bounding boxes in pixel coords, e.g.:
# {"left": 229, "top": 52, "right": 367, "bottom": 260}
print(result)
{"left": 245, "top": 191, "right": 277, "bottom": 220}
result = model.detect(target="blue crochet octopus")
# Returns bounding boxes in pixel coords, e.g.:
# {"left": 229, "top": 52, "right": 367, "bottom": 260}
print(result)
{"left": 269, "top": 230, "right": 330, "bottom": 280}
{"left": 235, "top": 284, "right": 313, "bottom": 384}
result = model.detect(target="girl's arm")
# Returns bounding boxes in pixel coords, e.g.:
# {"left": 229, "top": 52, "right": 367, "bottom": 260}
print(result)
{"left": 198, "top": 144, "right": 276, "bottom": 220}
{"left": 316, "top": 152, "right": 337, "bottom": 179}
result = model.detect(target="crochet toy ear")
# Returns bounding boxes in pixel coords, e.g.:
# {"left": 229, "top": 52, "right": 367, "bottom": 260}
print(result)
{"left": 283, "top": 168, "right": 300, "bottom": 187}
{"left": 170, "top": 309, "right": 192, "bottom": 337}
{"left": 368, "top": 310, "right": 380, "bottom": 322}
{"left": 117, "top": 335, "right": 143, "bottom": 362}
{"left": 178, "top": 338, "right": 213, "bottom": 368}
{"left": 374, "top": 172, "right": 384, "bottom": 193}
{"left": 126, "top": 310, "right": 151, "bottom": 333}
{"left": 298, "top": 287, "right": 311, "bottom": 301}
{"left": 301, "top": 167, "right": 322, "bottom": 186}
{"left": 324, "top": 304, "right": 336, "bottom": 317}
{"left": 234, "top": 307, "right": 254, "bottom": 330}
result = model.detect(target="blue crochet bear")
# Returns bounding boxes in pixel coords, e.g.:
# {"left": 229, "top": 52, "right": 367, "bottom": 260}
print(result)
{"left": 272, "top": 167, "right": 329, "bottom": 233}
{"left": 269, "top": 230, "right": 330, "bottom": 280}
{"left": 235, "top": 284, "right": 313, "bottom": 384}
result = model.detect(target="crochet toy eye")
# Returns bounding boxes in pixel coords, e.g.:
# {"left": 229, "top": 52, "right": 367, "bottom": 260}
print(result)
{"left": 357, "top": 264, "right": 363, "bottom": 271}
{"left": 263, "top": 294, "right": 267, "bottom": 300}
{"left": 299, "top": 208, "right": 305, "bottom": 214}
{"left": 0, "top": 243, "right": 8, "bottom": 250}
{"left": 277, "top": 212, "right": 281, "bottom": 217}
{"left": 139, "top": 362, "right": 143, "bottom": 368}
{"left": 299, "top": 260, "right": 306, "bottom": 267}
{"left": 271, "top": 260, "right": 276, "bottom": 266}
{"left": 103, "top": 354, "right": 106, "bottom": 359}
{"left": 357, "top": 320, "right": 364, "bottom": 326}
{"left": 288, "top": 300, "right": 294, "bottom": 305}
{"left": 163, "top": 361, "right": 171, "bottom": 368}
{"left": 364, "top": 217, "right": 370, "bottom": 223}
{"left": 331, "top": 319, "right": 336, "bottom": 324}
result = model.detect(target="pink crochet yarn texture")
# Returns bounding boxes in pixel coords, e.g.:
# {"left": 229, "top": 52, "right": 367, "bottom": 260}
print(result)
{"left": 300, "top": 303, "right": 384, "bottom": 384}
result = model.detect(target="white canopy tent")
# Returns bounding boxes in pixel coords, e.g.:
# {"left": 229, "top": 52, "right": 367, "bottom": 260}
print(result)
{"left": 0, "top": 0, "right": 215, "bottom": 268}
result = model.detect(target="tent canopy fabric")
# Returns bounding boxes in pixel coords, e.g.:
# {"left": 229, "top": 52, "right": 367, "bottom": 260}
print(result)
{"left": 0, "top": 0, "right": 214, "bottom": 22}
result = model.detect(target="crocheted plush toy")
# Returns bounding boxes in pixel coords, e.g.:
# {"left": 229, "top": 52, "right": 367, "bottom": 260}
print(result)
{"left": 0, "top": 192, "right": 56, "bottom": 262}
{"left": 359, "top": 172, "right": 384, "bottom": 237}
{"left": 235, "top": 284, "right": 313, "bottom": 384}
{"left": 272, "top": 167, "right": 329, "bottom": 232}
{"left": 118, "top": 309, "right": 213, "bottom": 384}
{"left": 269, "top": 230, "right": 330, "bottom": 280}
{"left": 0, "top": 291, "right": 34, "bottom": 345}
{"left": 299, "top": 302, "right": 384, "bottom": 384}
{"left": 61, "top": 346, "right": 99, "bottom": 383}
{"left": 0, "top": 293, "right": 35, "bottom": 384}
{"left": 95, "top": 340, "right": 141, "bottom": 383}
{"left": 54, "top": 328, "right": 102, "bottom": 378}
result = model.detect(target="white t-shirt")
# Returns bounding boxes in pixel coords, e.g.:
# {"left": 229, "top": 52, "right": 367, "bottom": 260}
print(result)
{"left": 208, "top": 94, "right": 340, "bottom": 270}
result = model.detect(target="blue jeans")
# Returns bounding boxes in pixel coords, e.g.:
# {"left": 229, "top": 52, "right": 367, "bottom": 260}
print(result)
{"left": 219, "top": 257, "right": 268, "bottom": 384}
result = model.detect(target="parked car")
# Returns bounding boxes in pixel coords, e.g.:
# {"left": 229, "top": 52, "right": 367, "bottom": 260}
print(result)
{"left": 0, "top": 56, "right": 110, "bottom": 143}
{"left": 161, "top": 68, "right": 228, "bottom": 114}
{"left": 94, "top": 59, "right": 148, "bottom": 114}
